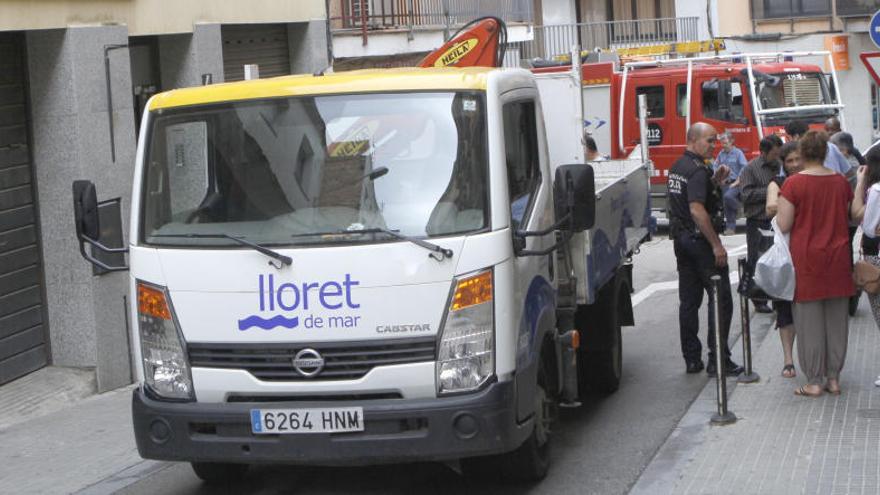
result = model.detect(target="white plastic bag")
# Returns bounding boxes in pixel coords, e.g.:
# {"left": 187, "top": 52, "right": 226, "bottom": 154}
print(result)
{"left": 753, "top": 217, "right": 795, "bottom": 301}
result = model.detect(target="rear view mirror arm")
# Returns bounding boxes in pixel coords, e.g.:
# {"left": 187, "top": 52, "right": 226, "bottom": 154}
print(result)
{"left": 77, "top": 234, "right": 129, "bottom": 272}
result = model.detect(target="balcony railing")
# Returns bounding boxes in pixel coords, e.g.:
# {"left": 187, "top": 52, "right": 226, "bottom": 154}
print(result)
{"left": 330, "top": 0, "right": 533, "bottom": 34}
{"left": 507, "top": 17, "right": 700, "bottom": 63}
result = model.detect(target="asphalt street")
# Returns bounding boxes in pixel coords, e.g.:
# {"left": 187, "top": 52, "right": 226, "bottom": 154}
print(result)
{"left": 114, "top": 233, "right": 750, "bottom": 495}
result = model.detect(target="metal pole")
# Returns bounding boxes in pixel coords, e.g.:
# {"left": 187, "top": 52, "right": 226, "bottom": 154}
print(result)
{"left": 738, "top": 259, "right": 760, "bottom": 383}
{"left": 711, "top": 275, "right": 737, "bottom": 425}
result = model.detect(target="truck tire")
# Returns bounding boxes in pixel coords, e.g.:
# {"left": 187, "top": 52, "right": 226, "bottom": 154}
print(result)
{"left": 461, "top": 355, "right": 552, "bottom": 482}
{"left": 190, "top": 462, "right": 249, "bottom": 485}
{"left": 578, "top": 274, "right": 624, "bottom": 394}
{"left": 503, "top": 362, "right": 551, "bottom": 481}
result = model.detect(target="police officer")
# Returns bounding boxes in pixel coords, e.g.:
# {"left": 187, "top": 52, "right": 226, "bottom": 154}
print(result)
{"left": 668, "top": 122, "right": 744, "bottom": 376}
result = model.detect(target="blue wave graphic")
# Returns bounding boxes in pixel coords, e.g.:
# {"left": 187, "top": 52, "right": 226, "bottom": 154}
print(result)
{"left": 238, "top": 315, "right": 300, "bottom": 331}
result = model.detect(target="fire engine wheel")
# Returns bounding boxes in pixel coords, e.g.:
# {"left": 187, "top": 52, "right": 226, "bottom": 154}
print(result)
{"left": 190, "top": 462, "right": 249, "bottom": 485}
{"left": 578, "top": 274, "right": 624, "bottom": 395}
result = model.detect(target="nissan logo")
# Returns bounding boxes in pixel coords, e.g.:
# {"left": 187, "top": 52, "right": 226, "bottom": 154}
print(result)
{"left": 292, "top": 348, "right": 325, "bottom": 378}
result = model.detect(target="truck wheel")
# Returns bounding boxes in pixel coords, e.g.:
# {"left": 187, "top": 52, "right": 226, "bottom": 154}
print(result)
{"left": 461, "top": 359, "right": 553, "bottom": 482}
{"left": 190, "top": 462, "right": 249, "bottom": 485}
{"left": 502, "top": 361, "right": 552, "bottom": 481}
{"left": 578, "top": 274, "right": 624, "bottom": 394}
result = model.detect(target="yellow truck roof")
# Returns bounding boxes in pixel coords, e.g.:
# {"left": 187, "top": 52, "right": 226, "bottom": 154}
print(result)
{"left": 148, "top": 67, "right": 495, "bottom": 110}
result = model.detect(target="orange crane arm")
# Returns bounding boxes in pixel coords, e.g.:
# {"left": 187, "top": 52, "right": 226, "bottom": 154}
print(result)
{"left": 418, "top": 17, "right": 507, "bottom": 68}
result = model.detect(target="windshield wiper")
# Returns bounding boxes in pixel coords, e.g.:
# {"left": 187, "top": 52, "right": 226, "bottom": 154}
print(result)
{"left": 351, "top": 228, "right": 453, "bottom": 261}
{"left": 295, "top": 227, "right": 453, "bottom": 261}
{"left": 151, "top": 233, "right": 292, "bottom": 268}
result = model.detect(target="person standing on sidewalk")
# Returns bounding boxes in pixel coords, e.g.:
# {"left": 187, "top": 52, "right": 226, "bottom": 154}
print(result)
{"left": 713, "top": 131, "right": 748, "bottom": 235}
{"left": 667, "top": 122, "right": 744, "bottom": 376}
{"left": 776, "top": 130, "right": 854, "bottom": 397}
{"left": 765, "top": 142, "right": 803, "bottom": 379}
{"left": 850, "top": 147, "right": 880, "bottom": 386}
{"left": 738, "top": 135, "right": 783, "bottom": 314}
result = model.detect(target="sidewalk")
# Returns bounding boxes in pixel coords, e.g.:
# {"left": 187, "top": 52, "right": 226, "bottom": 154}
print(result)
{"left": 0, "top": 379, "right": 156, "bottom": 495}
{"left": 633, "top": 296, "right": 880, "bottom": 495}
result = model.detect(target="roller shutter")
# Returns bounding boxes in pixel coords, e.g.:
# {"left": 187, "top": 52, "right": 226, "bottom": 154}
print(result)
{"left": 222, "top": 24, "right": 291, "bottom": 82}
{"left": 0, "top": 33, "right": 49, "bottom": 385}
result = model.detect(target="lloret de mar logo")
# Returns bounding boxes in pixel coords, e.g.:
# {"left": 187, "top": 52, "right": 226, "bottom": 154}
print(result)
{"left": 237, "top": 274, "right": 361, "bottom": 331}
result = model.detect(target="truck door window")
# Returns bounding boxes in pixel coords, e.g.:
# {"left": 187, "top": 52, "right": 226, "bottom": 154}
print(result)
{"left": 502, "top": 100, "right": 541, "bottom": 230}
{"left": 701, "top": 79, "right": 745, "bottom": 123}
{"left": 635, "top": 86, "right": 665, "bottom": 118}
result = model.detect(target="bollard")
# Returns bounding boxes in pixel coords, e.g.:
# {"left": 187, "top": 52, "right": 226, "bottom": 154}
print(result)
{"left": 711, "top": 275, "right": 737, "bottom": 425}
{"left": 738, "top": 259, "right": 760, "bottom": 384}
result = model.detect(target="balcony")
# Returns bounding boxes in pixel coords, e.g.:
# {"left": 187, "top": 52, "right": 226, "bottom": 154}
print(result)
{"left": 329, "top": 0, "right": 533, "bottom": 60}
{"left": 509, "top": 17, "right": 701, "bottom": 63}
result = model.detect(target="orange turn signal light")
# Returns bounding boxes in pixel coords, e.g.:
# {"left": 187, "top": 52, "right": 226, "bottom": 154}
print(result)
{"left": 138, "top": 282, "right": 171, "bottom": 320}
{"left": 451, "top": 271, "right": 493, "bottom": 311}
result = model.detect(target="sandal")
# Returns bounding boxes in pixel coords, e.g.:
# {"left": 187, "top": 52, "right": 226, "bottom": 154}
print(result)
{"left": 794, "top": 385, "right": 823, "bottom": 397}
{"left": 825, "top": 381, "right": 841, "bottom": 395}
{"left": 781, "top": 364, "right": 796, "bottom": 378}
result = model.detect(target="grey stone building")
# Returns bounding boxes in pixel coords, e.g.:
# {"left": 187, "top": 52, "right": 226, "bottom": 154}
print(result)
{"left": 0, "top": 1, "right": 329, "bottom": 391}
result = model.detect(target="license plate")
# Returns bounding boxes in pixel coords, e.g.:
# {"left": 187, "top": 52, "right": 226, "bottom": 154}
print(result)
{"left": 250, "top": 407, "right": 364, "bottom": 434}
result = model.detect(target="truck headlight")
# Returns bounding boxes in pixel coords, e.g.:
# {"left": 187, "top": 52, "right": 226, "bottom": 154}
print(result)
{"left": 137, "top": 281, "right": 193, "bottom": 401}
{"left": 436, "top": 269, "right": 494, "bottom": 395}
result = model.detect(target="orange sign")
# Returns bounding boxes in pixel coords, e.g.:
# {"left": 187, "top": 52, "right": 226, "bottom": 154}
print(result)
{"left": 825, "top": 35, "right": 850, "bottom": 71}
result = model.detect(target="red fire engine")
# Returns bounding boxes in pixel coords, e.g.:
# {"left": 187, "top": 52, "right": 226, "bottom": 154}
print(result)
{"left": 539, "top": 52, "right": 847, "bottom": 192}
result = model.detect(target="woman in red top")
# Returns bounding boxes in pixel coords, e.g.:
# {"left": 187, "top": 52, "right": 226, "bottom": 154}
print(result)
{"left": 777, "top": 130, "right": 854, "bottom": 397}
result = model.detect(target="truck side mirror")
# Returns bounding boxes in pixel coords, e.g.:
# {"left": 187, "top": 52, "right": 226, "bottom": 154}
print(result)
{"left": 72, "top": 180, "right": 130, "bottom": 273}
{"left": 73, "top": 180, "right": 100, "bottom": 240}
{"left": 554, "top": 164, "right": 596, "bottom": 232}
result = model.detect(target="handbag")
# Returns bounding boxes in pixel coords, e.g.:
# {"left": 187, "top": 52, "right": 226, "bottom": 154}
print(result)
{"left": 854, "top": 259, "right": 880, "bottom": 295}
{"left": 754, "top": 217, "right": 796, "bottom": 301}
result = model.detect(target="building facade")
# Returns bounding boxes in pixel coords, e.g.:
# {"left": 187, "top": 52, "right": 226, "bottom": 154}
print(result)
{"left": 0, "top": 1, "right": 329, "bottom": 390}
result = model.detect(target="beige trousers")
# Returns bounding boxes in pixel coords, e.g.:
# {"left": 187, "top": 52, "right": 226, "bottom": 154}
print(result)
{"left": 792, "top": 298, "right": 849, "bottom": 386}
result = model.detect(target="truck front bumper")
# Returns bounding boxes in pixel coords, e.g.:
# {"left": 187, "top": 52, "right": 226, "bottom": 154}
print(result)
{"left": 132, "top": 380, "right": 531, "bottom": 465}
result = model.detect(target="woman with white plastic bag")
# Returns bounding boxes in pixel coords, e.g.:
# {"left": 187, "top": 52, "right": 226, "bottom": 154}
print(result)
{"left": 753, "top": 217, "right": 795, "bottom": 301}
{"left": 776, "top": 131, "right": 854, "bottom": 398}
{"left": 764, "top": 142, "right": 803, "bottom": 378}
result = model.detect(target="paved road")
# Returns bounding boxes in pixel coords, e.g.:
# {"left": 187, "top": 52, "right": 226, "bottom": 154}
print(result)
{"left": 116, "top": 235, "right": 749, "bottom": 495}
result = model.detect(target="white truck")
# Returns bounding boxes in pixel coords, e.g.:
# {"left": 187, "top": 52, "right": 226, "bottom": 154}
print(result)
{"left": 73, "top": 63, "right": 651, "bottom": 482}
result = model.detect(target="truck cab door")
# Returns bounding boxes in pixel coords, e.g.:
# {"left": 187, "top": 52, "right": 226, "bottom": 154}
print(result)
{"left": 499, "top": 91, "right": 556, "bottom": 421}
{"left": 693, "top": 77, "right": 754, "bottom": 158}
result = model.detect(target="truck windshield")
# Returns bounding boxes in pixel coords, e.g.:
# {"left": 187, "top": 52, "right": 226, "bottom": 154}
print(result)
{"left": 757, "top": 72, "right": 835, "bottom": 124}
{"left": 141, "top": 92, "right": 488, "bottom": 247}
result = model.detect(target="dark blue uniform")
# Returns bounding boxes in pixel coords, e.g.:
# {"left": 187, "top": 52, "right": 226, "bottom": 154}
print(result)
{"left": 667, "top": 151, "right": 733, "bottom": 368}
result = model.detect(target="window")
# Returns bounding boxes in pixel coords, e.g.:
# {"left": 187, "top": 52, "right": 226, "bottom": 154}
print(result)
{"left": 636, "top": 86, "right": 665, "bottom": 118}
{"left": 837, "top": 0, "right": 880, "bottom": 17}
{"left": 503, "top": 101, "right": 541, "bottom": 229}
{"left": 751, "top": 0, "right": 831, "bottom": 20}
{"left": 701, "top": 80, "right": 745, "bottom": 123}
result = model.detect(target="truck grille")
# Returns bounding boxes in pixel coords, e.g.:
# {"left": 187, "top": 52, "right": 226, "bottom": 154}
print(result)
{"left": 783, "top": 78, "right": 823, "bottom": 107}
{"left": 187, "top": 337, "right": 436, "bottom": 381}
